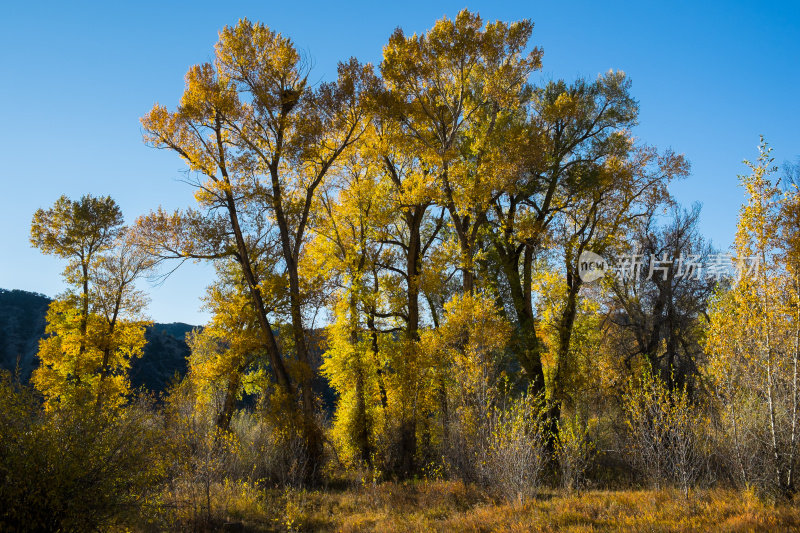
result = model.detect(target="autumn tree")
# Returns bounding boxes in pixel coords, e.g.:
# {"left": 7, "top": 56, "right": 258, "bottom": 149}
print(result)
{"left": 367, "top": 122, "right": 450, "bottom": 474}
{"left": 489, "top": 73, "right": 640, "bottom": 398}
{"left": 608, "top": 204, "right": 714, "bottom": 391}
{"left": 380, "top": 9, "right": 542, "bottom": 295}
{"left": 31, "top": 195, "right": 123, "bottom": 364}
{"left": 307, "top": 151, "right": 392, "bottom": 466}
{"left": 30, "top": 196, "right": 151, "bottom": 409}
{"left": 186, "top": 264, "right": 269, "bottom": 431}
{"left": 543, "top": 144, "right": 685, "bottom": 430}
{"left": 705, "top": 138, "right": 800, "bottom": 497}
{"left": 371, "top": 8, "right": 540, "bottom": 474}
{"left": 421, "top": 292, "right": 512, "bottom": 441}
{"left": 139, "top": 19, "right": 376, "bottom": 472}
{"left": 90, "top": 233, "right": 154, "bottom": 409}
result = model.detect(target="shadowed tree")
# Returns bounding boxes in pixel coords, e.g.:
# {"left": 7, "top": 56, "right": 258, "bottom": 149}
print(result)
{"left": 489, "top": 73, "right": 640, "bottom": 398}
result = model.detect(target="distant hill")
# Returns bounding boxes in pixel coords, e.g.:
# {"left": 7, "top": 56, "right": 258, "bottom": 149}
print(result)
{"left": 0, "top": 288, "right": 336, "bottom": 412}
{"left": 0, "top": 288, "right": 192, "bottom": 394}
{"left": 0, "top": 289, "right": 50, "bottom": 380}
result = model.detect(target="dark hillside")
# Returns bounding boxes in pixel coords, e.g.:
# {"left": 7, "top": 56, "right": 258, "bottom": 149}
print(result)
{"left": 0, "top": 288, "right": 192, "bottom": 394}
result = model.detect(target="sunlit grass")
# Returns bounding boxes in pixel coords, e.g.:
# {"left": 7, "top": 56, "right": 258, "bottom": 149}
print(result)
{"left": 149, "top": 481, "right": 800, "bottom": 532}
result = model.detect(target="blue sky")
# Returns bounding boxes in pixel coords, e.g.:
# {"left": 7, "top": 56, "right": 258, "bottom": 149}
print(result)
{"left": 1, "top": 1, "right": 797, "bottom": 324}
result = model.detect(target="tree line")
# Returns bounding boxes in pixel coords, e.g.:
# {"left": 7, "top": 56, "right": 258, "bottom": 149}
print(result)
{"left": 134, "top": 10, "right": 687, "bottom": 476}
{"left": 2, "top": 10, "right": 799, "bottom": 530}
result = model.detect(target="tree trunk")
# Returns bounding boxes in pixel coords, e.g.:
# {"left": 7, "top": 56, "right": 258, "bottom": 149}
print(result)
{"left": 350, "top": 296, "right": 372, "bottom": 466}
{"left": 548, "top": 259, "right": 582, "bottom": 450}
{"left": 406, "top": 209, "right": 422, "bottom": 340}
{"left": 367, "top": 307, "right": 388, "bottom": 409}
{"left": 224, "top": 191, "right": 293, "bottom": 395}
{"left": 95, "top": 291, "right": 122, "bottom": 411}
{"left": 354, "top": 365, "right": 371, "bottom": 466}
{"left": 494, "top": 239, "right": 547, "bottom": 395}
{"left": 216, "top": 371, "right": 242, "bottom": 431}
{"left": 266, "top": 160, "right": 324, "bottom": 477}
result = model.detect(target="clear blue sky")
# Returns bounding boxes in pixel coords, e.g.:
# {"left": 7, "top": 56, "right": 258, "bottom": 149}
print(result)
{"left": 1, "top": 1, "right": 797, "bottom": 324}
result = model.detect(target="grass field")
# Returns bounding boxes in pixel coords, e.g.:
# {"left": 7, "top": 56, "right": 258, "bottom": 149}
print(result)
{"left": 193, "top": 481, "right": 800, "bottom": 532}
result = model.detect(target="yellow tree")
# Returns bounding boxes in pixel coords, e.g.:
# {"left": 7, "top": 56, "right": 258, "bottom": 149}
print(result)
{"left": 89, "top": 232, "right": 154, "bottom": 409}
{"left": 215, "top": 24, "right": 376, "bottom": 436}
{"left": 423, "top": 292, "right": 512, "bottom": 415}
{"left": 310, "top": 131, "right": 450, "bottom": 474}
{"left": 381, "top": 9, "right": 541, "bottom": 294}
{"left": 186, "top": 262, "right": 274, "bottom": 431}
{"left": 367, "top": 116, "right": 444, "bottom": 350}
{"left": 307, "top": 151, "right": 393, "bottom": 466}
{"left": 366, "top": 119, "right": 450, "bottom": 474}
{"left": 706, "top": 138, "right": 800, "bottom": 497}
{"left": 490, "top": 73, "right": 639, "bottom": 396}
{"left": 545, "top": 144, "right": 685, "bottom": 428}
{"left": 375, "top": 9, "right": 538, "bottom": 474}
{"left": 138, "top": 59, "right": 293, "bottom": 400}
{"left": 31, "top": 196, "right": 151, "bottom": 410}
{"left": 139, "top": 19, "right": 376, "bottom": 469}
{"left": 31, "top": 195, "right": 123, "bottom": 368}
{"left": 420, "top": 292, "right": 513, "bottom": 480}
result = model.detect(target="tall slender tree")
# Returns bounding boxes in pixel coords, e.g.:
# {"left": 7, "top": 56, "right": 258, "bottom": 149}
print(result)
{"left": 30, "top": 197, "right": 150, "bottom": 409}
{"left": 139, "top": 19, "right": 376, "bottom": 471}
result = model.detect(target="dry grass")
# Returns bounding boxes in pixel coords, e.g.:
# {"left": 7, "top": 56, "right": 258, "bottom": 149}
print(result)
{"left": 161, "top": 481, "right": 800, "bottom": 532}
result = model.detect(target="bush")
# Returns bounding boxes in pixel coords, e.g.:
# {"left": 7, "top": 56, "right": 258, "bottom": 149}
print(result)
{"left": 486, "top": 395, "right": 548, "bottom": 501}
{"left": 445, "top": 392, "right": 548, "bottom": 502}
{"left": 0, "top": 372, "right": 166, "bottom": 532}
{"left": 622, "top": 368, "right": 708, "bottom": 496}
{"left": 156, "top": 382, "right": 319, "bottom": 528}
{"left": 556, "top": 414, "right": 596, "bottom": 491}
{"left": 231, "top": 406, "right": 312, "bottom": 489}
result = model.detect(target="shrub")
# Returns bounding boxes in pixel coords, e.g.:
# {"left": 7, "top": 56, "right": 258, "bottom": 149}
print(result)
{"left": 445, "top": 392, "right": 548, "bottom": 502}
{"left": 622, "top": 367, "right": 708, "bottom": 496}
{"left": 556, "top": 414, "right": 596, "bottom": 491}
{"left": 486, "top": 395, "right": 549, "bottom": 501}
{"left": 0, "top": 372, "right": 166, "bottom": 532}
